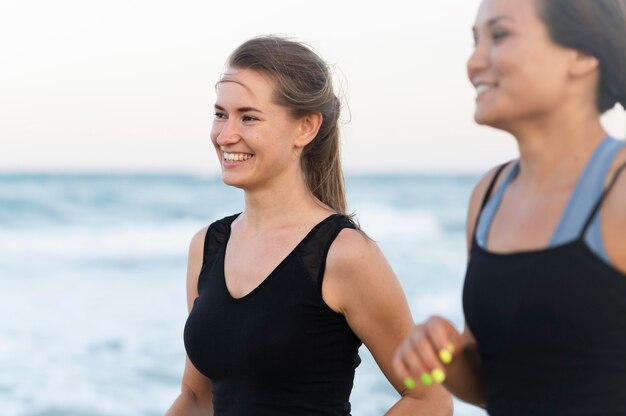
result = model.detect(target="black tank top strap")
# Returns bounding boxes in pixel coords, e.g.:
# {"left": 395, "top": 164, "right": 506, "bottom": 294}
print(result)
{"left": 202, "top": 213, "right": 239, "bottom": 267}
{"left": 579, "top": 160, "right": 626, "bottom": 239}
{"left": 297, "top": 214, "right": 357, "bottom": 288}
{"left": 473, "top": 162, "right": 511, "bottom": 233}
{"left": 480, "top": 162, "right": 511, "bottom": 210}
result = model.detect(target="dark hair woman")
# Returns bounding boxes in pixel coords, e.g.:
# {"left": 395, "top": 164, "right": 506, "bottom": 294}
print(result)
{"left": 393, "top": 0, "right": 626, "bottom": 415}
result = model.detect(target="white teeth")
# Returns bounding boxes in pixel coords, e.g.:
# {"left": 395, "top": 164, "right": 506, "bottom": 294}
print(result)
{"left": 223, "top": 152, "right": 253, "bottom": 162}
{"left": 476, "top": 84, "right": 492, "bottom": 95}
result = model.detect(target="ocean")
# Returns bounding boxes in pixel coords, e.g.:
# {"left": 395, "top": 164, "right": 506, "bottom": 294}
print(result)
{"left": 0, "top": 173, "right": 488, "bottom": 416}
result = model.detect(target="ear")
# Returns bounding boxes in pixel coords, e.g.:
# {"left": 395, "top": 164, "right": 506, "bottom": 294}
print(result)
{"left": 294, "top": 112, "right": 323, "bottom": 148}
{"left": 569, "top": 51, "right": 599, "bottom": 78}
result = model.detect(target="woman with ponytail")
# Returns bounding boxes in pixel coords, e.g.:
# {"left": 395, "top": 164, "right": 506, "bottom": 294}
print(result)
{"left": 166, "top": 36, "right": 451, "bottom": 415}
{"left": 394, "top": 0, "right": 626, "bottom": 414}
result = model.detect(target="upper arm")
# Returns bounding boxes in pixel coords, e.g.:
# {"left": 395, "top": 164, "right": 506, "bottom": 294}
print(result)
{"left": 322, "top": 229, "right": 445, "bottom": 400}
{"left": 186, "top": 227, "right": 208, "bottom": 312}
{"left": 181, "top": 227, "right": 213, "bottom": 403}
{"left": 323, "top": 229, "right": 412, "bottom": 351}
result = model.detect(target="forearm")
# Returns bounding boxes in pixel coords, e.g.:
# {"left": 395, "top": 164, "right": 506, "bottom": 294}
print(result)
{"left": 442, "top": 345, "right": 485, "bottom": 407}
{"left": 385, "top": 386, "right": 452, "bottom": 416}
{"left": 165, "top": 391, "right": 213, "bottom": 416}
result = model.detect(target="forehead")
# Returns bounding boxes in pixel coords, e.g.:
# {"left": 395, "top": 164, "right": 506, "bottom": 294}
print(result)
{"left": 215, "top": 68, "right": 276, "bottom": 105}
{"left": 475, "top": 0, "right": 540, "bottom": 26}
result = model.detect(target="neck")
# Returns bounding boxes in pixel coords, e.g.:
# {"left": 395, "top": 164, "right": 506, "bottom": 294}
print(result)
{"left": 240, "top": 169, "right": 324, "bottom": 232}
{"left": 506, "top": 103, "right": 606, "bottom": 192}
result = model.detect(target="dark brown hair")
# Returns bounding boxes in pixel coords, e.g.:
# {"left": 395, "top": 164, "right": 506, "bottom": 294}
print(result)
{"left": 225, "top": 35, "right": 348, "bottom": 215}
{"left": 536, "top": 0, "right": 626, "bottom": 113}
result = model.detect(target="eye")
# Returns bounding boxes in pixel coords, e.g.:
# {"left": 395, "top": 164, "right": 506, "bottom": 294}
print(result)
{"left": 214, "top": 111, "right": 227, "bottom": 120}
{"left": 242, "top": 115, "right": 258, "bottom": 122}
{"left": 492, "top": 30, "right": 510, "bottom": 42}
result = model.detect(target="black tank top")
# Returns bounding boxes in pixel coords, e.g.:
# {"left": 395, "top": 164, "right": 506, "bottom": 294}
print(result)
{"left": 463, "top": 163, "right": 626, "bottom": 415}
{"left": 183, "top": 213, "right": 362, "bottom": 416}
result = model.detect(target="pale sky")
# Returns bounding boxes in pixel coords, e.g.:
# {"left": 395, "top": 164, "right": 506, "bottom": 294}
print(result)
{"left": 1, "top": 0, "right": 624, "bottom": 174}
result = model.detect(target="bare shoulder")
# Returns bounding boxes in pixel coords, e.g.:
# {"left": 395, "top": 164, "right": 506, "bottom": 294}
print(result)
{"left": 327, "top": 227, "right": 383, "bottom": 272}
{"left": 606, "top": 144, "right": 626, "bottom": 187}
{"left": 469, "top": 165, "right": 504, "bottom": 209}
{"left": 185, "top": 226, "right": 210, "bottom": 310}
{"left": 603, "top": 146, "right": 626, "bottom": 214}
{"left": 466, "top": 162, "right": 516, "bottom": 244}
{"left": 189, "top": 226, "right": 209, "bottom": 256}
{"left": 187, "top": 226, "right": 210, "bottom": 270}
{"left": 601, "top": 146, "right": 626, "bottom": 272}
{"left": 323, "top": 227, "right": 393, "bottom": 313}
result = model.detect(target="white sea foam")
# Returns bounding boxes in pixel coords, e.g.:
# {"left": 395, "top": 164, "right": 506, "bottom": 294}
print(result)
{"left": 0, "top": 221, "right": 202, "bottom": 260}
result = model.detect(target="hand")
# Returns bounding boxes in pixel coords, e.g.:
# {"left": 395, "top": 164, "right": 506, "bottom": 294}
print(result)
{"left": 392, "top": 316, "right": 465, "bottom": 390}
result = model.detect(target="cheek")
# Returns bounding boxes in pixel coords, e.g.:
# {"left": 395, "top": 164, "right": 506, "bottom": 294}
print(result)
{"left": 210, "top": 123, "right": 222, "bottom": 145}
{"left": 491, "top": 47, "right": 521, "bottom": 78}
{"left": 515, "top": 62, "right": 568, "bottom": 104}
{"left": 493, "top": 43, "right": 565, "bottom": 86}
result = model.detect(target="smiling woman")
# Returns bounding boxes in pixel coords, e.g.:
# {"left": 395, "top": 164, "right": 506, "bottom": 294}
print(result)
{"left": 164, "top": 36, "right": 452, "bottom": 415}
{"left": 394, "top": 0, "right": 626, "bottom": 415}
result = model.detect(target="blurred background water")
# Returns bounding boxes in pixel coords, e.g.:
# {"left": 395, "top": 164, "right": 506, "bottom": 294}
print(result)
{"left": 0, "top": 173, "right": 487, "bottom": 416}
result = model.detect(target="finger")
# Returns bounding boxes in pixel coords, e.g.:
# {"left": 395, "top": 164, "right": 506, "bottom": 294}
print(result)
{"left": 392, "top": 343, "right": 413, "bottom": 388}
{"left": 393, "top": 343, "right": 420, "bottom": 390}
{"left": 394, "top": 331, "right": 432, "bottom": 390}
{"left": 425, "top": 317, "right": 462, "bottom": 365}
{"left": 412, "top": 333, "right": 447, "bottom": 385}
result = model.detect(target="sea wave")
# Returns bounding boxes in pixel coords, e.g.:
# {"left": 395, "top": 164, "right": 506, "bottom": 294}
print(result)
{"left": 0, "top": 173, "right": 485, "bottom": 416}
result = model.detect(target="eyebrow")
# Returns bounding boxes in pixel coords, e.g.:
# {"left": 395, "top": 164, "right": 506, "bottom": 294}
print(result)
{"left": 487, "top": 15, "right": 514, "bottom": 26}
{"left": 214, "top": 104, "right": 264, "bottom": 114}
{"left": 473, "top": 14, "right": 514, "bottom": 32}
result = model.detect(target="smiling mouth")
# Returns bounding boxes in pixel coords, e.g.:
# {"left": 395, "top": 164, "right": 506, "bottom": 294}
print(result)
{"left": 223, "top": 152, "right": 254, "bottom": 162}
{"left": 475, "top": 83, "right": 496, "bottom": 97}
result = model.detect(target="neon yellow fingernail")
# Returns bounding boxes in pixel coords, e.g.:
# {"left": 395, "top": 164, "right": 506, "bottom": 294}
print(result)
{"left": 432, "top": 368, "right": 446, "bottom": 383}
{"left": 404, "top": 377, "right": 416, "bottom": 390}
{"left": 420, "top": 373, "right": 433, "bottom": 386}
{"left": 439, "top": 349, "right": 452, "bottom": 365}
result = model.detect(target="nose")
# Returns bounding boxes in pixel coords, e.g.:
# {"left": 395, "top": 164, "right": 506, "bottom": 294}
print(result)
{"left": 467, "top": 39, "right": 488, "bottom": 82}
{"left": 214, "top": 118, "right": 241, "bottom": 146}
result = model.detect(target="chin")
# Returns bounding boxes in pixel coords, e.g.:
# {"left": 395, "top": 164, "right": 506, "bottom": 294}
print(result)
{"left": 474, "top": 110, "right": 496, "bottom": 127}
{"left": 476, "top": 112, "right": 520, "bottom": 135}
{"left": 474, "top": 107, "right": 510, "bottom": 129}
{"left": 220, "top": 173, "right": 247, "bottom": 189}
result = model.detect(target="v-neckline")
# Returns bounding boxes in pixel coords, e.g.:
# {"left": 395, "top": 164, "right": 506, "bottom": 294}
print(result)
{"left": 220, "top": 213, "right": 339, "bottom": 302}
